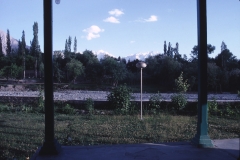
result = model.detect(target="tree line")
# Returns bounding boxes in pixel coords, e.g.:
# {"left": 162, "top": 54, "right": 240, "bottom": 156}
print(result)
{"left": 0, "top": 22, "right": 240, "bottom": 92}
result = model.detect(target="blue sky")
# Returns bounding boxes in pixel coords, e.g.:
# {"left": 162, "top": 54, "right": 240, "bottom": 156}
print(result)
{"left": 0, "top": 0, "right": 239, "bottom": 59}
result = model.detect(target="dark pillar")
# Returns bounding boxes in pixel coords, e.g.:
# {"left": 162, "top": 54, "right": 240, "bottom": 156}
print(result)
{"left": 192, "top": 0, "right": 213, "bottom": 148}
{"left": 39, "top": 0, "right": 61, "bottom": 155}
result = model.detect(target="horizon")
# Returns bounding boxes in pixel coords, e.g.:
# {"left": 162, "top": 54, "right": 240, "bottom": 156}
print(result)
{"left": 0, "top": 0, "right": 239, "bottom": 59}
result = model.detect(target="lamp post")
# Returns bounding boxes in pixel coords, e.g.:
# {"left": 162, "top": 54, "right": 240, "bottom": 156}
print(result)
{"left": 136, "top": 61, "right": 147, "bottom": 120}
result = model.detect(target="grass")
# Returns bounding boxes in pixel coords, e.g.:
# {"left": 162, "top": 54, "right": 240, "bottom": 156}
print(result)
{"left": 0, "top": 112, "right": 239, "bottom": 160}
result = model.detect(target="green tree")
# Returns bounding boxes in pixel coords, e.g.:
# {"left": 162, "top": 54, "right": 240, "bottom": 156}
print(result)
{"left": 101, "top": 55, "right": 127, "bottom": 86}
{"left": 74, "top": 36, "right": 77, "bottom": 53}
{"left": 190, "top": 44, "right": 215, "bottom": 61}
{"left": 0, "top": 36, "right": 2, "bottom": 55}
{"left": 21, "top": 30, "right": 26, "bottom": 79}
{"left": 6, "top": 29, "right": 11, "bottom": 56}
{"left": 0, "top": 64, "right": 22, "bottom": 81}
{"left": 76, "top": 50, "right": 98, "bottom": 67}
{"left": 67, "top": 36, "right": 72, "bottom": 53}
{"left": 30, "top": 22, "right": 41, "bottom": 78}
{"left": 207, "top": 63, "right": 220, "bottom": 91}
{"left": 66, "top": 59, "right": 84, "bottom": 83}
{"left": 164, "top": 41, "right": 167, "bottom": 55}
{"left": 85, "top": 61, "right": 103, "bottom": 84}
{"left": 215, "top": 47, "right": 238, "bottom": 71}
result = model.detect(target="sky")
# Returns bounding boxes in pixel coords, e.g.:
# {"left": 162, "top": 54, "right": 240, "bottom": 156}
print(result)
{"left": 0, "top": 0, "right": 239, "bottom": 59}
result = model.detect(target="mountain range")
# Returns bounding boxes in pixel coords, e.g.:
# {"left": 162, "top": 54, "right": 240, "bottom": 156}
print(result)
{"left": 0, "top": 29, "right": 19, "bottom": 54}
{"left": 0, "top": 29, "right": 160, "bottom": 61}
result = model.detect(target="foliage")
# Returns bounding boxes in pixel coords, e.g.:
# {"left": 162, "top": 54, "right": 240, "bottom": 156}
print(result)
{"left": 101, "top": 56, "right": 127, "bottom": 86}
{"left": 0, "top": 64, "right": 23, "bottom": 80}
{"left": 190, "top": 44, "right": 215, "bottom": 61}
{"left": 60, "top": 104, "right": 75, "bottom": 115}
{"left": 175, "top": 72, "right": 189, "bottom": 93}
{"left": 37, "top": 86, "right": 45, "bottom": 113}
{"left": 66, "top": 59, "right": 84, "bottom": 83}
{"left": 6, "top": 29, "right": 11, "bottom": 56}
{"left": 208, "top": 98, "right": 218, "bottom": 116}
{"left": 107, "top": 84, "right": 132, "bottom": 114}
{"left": 148, "top": 92, "right": 162, "bottom": 113}
{"left": 84, "top": 98, "right": 94, "bottom": 115}
{"left": 171, "top": 72, "right": 189, "bottom": 111}
{"left": 171, "top": 93, "right": 187, "bottom": 111}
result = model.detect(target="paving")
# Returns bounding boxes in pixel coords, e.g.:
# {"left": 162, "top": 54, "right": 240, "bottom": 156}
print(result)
{"left": 31, "top": 138, "right": 240, "bottom": 160}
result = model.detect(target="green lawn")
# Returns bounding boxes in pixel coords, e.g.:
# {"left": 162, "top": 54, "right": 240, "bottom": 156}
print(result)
{"left": 0, "top": 112, "right": 239, "bottom": 160}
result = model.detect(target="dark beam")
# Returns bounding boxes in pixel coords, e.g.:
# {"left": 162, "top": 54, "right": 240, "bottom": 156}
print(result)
{"left": 192, "top": 0, "right": 213, "bottom": 148}
{"left": 39, "top": 0, "right": 61, "bottom": 155}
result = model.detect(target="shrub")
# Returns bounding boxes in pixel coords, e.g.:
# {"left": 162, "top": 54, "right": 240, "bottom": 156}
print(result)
{"left": 61, "top": 104, "right": 75, "bottom": 115}
{"left": 107, "top": 84, "right": 132, "bottom": 114}
{"left": 84, "top": 98, "right": 94, "bottom": 115}
{"left": 208, "top": 98, "right": 218, "bottom": 116}
{"left": 37, "top": 86, "right": 45, "bottom": 113}
{"left": 0, "top": 104, "right": 10, "bottom": 112}
{"left": 171, "top": 93, "right": 187, "bottom": 111}
{"left": 171, "top": 72, "right": 189, "bottom": 111}
{"left": 148, "top": 92, "right": 162, "bottom": 114}
{"left": 175, "top": 72, "right": 190, "bottom": 93}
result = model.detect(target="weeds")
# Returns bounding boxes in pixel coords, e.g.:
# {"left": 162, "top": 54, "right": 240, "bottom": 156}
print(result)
{"left": 0, "top": 112, "right": 239, "bottom": 160}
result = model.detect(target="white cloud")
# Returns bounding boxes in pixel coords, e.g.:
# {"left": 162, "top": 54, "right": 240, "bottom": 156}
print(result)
{"left": 83, "top": 25, "right": 104, "bottom": 40}
{"left": 109, "top": 9, "right": 124, "bottom": 17}
{"left": 103, "top": 16, "right": 120, "bottom": 23}
{"left": 135, "top": 15, "right": 158, "bottom": 23}
{"left": 144, "top": 15, "right": 158, "bottom": 22}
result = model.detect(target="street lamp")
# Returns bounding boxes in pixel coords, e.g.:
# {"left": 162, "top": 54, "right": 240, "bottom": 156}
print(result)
{"left": 136, "top": 61, "right": 147, "bottom": 120}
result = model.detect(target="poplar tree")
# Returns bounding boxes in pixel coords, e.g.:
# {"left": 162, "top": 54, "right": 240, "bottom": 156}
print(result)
{"left": 164, "top": 41, "right": 167, "bottom": 55}
{"left": 74, "top": 36, "right": 77, "bottom": 53}
{"left": 6, "top": 29, "right": 11, "bottom": 56}
{"left": 67, "top": 36, "right": 72, "bottom": 53}
{"left": 0, "top": 35, "right": 3, "bottom": 57}
{"left": 30, "top": 22, "right": 41, "bottom": 78}
{"left": 21, "top": 30, "right": 26, "bottom": 79}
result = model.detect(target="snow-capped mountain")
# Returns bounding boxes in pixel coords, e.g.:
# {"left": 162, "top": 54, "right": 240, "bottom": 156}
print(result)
{"left": 92, "top": 50, "right": 160, "bottom": 62}
{"left": 0, "top": 29, "right": 19, "bottom": 54}
{"left": 93, "top": 50, "right": 117, "bottom": 60}
{"left": 124, "top": 51, "right": 161, "bottom": 62}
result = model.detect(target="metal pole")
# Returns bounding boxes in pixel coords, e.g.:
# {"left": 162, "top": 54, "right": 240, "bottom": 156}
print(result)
{"left": 141, "top": 68, "right": 143, "bottom": 120}
{"left": 192, "top": 0, "right": 213, "bottom": 148}
{"left": 39, "top": 0, "right": 61, "bottom": 155}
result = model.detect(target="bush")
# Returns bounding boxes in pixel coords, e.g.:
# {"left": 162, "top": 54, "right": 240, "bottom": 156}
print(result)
{"left": 0, "top": 104, "right": 10, "bottom": 112}
{"left": 84, "top": 98, "right": 94, "bottom": 115}
{"left": 171, "top": 93, "right": 187, "bottom": 111}
{"left": 208, "top": 97, "right": 218, "bottom": 115}
{"left": 107, "top": 84, "right": 132, "bottom": 114}
{"left": 175, "top": 72, "right": 190, "bottom": 93}
{"left": 60, "top": 104, "right": 75, "bottom": 115}
{"left": 148, "top": 92, "right": 162, "bottom": 114}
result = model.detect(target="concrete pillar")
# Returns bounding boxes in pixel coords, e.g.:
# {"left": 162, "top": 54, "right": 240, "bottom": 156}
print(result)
{"left": 192, "top": 0, "right": 213, "bottom": 148}
{"left": 39, "top": 0, "right": 61, "bottom": 155}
